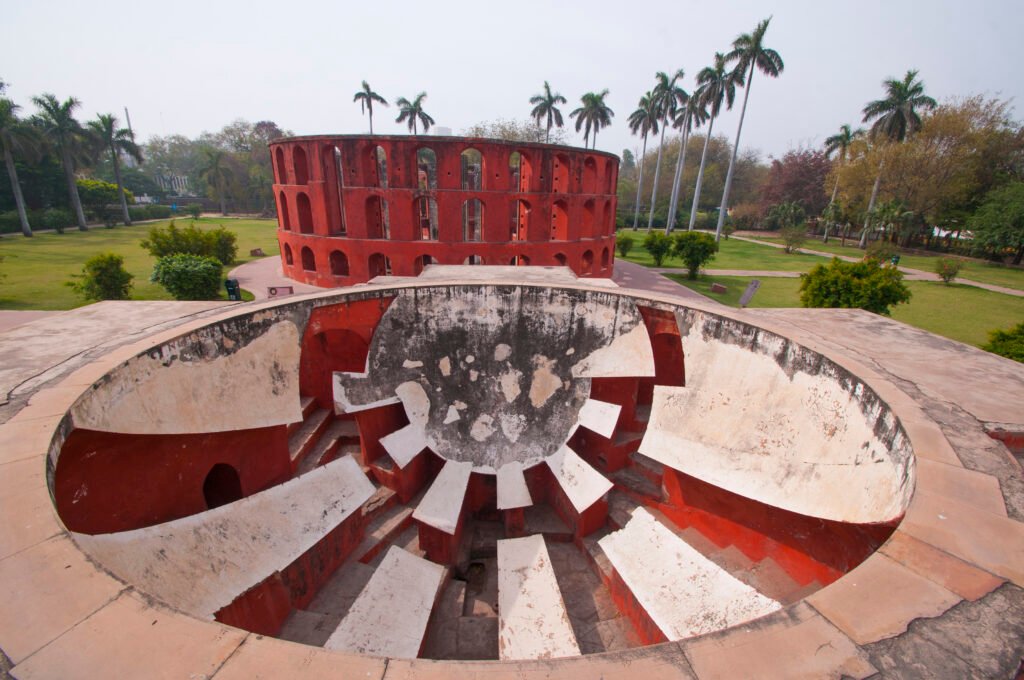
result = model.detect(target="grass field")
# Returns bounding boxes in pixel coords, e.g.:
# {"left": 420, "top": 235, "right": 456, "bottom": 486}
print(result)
{"left": 616, "top": 229, "right": 828, "bottom": 272}
{"left": 0, "top": 218, "right": 279, "bottom": 310}
{"left": 746, "top": 234, "right": 1024, "bottom": 291}
{"left": 665, "top": 273, "right": 1024, "bottom": 348}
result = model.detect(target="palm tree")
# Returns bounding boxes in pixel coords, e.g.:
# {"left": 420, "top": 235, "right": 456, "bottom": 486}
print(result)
{"left": 858, "top": 70, "right": 937, "bottom": 247}
{"left": 88, "top": 114, "right": 142, "bottom": 226}
{"left": 395, "top": 93, "right": 435, "bottom": 135}
{"left": 687, "top": 53, "right": 740, "bottom": 231}
{"left": 32, "top": 93, "right": 89, "bottom": 230}
{"left": 716, "top": 17, "right": 784, "bottom": 241}
{"left": 665, "top": 96, "right": 709, "bottom": 233}
{"left": 627, "top": 92, "right": 659, "bottom": 231}
{"left": 529, "top": 82, "right": 567, "bottom": 143}
{"left": 353, "top": 81, "right": 388, "bottom": 134}
{"left": 198, "top": 148, "right": 233, "bottom": 216}
{"left": 647, "top": 69, "right": 686, "bottom": 231}
{"left": 0, "top": 98, "right": 41, "bottom": 237}
{"left": 569, "top": 89, "right": 614, "bottom": 149}
{"left": 823, "top": 124, "right": 863, "bottom": 242}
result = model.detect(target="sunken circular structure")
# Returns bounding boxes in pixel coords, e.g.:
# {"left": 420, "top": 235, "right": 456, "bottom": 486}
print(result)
{"left": 270, "top": 135, "right": 620, "bottom": 285}
{"left": 47, "top": 276, "right": 915, "bottom": 664}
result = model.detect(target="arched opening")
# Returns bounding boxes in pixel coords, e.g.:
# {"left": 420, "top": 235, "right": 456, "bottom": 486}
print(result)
{"left": 515, "top": 151, "right": 533, "bottom": 191}
{"left": 275, "top": 147, "right": 288, "bottom": 184}
{"left": 366, "top": 196, "right": 390, "bottom": 239}
{"left": 601, "top": 247, "right": 610, "bottom": 270}
{"left": 330, "top": 250, "right": 349, "bottom": 276}
{"left": 296, "top": 192, "right": 314, "bottom": 234}
{"left": 278, "top": 191, "right": 291, "bottom": 230}
{"left": 293, "top": 146, "right": 309, "bottom": 185}
{"left": 417, "top": 148, "right": 437, "bottom": 191}
{"left": 582, "top": 250, "right": 594, "bottom": 275}
{"left": 510, "top": 199, "right": 531, "bottom": 241}
{"left": 415, "top": 197, "right": 438, "bottom": 240}
{"left": 554, "top": 253, "right": 567, "bottom": 266}
{"left": 583, "top": 156, "right": 598, "bottom": 194}
{"left": 301, "top": 246, "right": 316, "bottom": 272}
{"left": 582, "top": 199, "right": 596, "bottom": 238}
{"left": 516, "top": 255, "right": 531, "bottom": 266}
{"left": 325, "top": 145, "right": 347, "bottom": 235}
{"left": 553, "top": 153, "right": 570, "bottom": 193}
{"left": 374, "top": 146, "right": 388, "bottom": 188}
{"left": 461, "top": 148, "right": 483, "bottom": 190}
{"left": 413, "top": 254, "right": 434, "bottom": 275}
{"left": 283, "top": 243, "right": 293, "bottom": 265}
{"left": 203, "top": 463, "right": 242, "bottom": 510}
{"left": 551, "top": 200, "right": 568, "bottom": 240}
{"left": 463, "top": 255, "right": 483, "bottom": 265}
{"left": 603, "top": 201, "right": 613, "bottom": 235}
{"left": 463, "top": 199, "right": 483, "bottom": 242}
{"left": 368, "top": 253, "right": 392, "bottom": 277}
{"left": 604, "top": 160, "right": 616, "bottom": 193}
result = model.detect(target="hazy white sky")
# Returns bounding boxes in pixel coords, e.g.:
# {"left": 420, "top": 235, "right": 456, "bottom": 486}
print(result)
{"left": 2, "top": 0, "right": 1021, "bottom": 161}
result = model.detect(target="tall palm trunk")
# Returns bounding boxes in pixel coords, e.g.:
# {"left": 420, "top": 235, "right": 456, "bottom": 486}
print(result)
{"left": 111, "top": 147, "right": 131, "bottom": 225}
{"left": 545, "top": 122, "right": 551, "bottom": 143}
{"left": 646, "top": 117, "right": 668, "bottom": 231}
{"left": 666, "top": 115, "right": 691, "bottom": 233}
{"left": 687, "top": 115, "right": 716, "bottom": 231}
{"left": 62, "top": 147, "right": 87, "bottom": 230}
{"left": 3, "top": 142, "right": 31, "bottom": 237}
{"left": 631, "top": 134, "right": 648, "bottom": 230}
{"left": 859, "top": 159, "right": 885, "bottom": 248}
{"left": 716, "top": 61, "right": 755, "bottom": 242}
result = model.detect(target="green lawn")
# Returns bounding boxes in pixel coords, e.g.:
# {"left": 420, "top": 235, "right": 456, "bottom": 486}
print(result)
{"left": 616, "top": 229, "right": 829, "bottom": 272}
{"left": 665, "top": 273, "right": 1024, "bottom": 348}
{"left": 0, "top": 218, "right": 279, "bottom": 310}
{"left": 746, "top": 234, "right": 1024, "bottom": 291}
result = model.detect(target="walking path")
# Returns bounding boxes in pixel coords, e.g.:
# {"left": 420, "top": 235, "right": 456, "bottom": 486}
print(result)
{"left": 227, "top": 256, "right": 324, "bottom": 300}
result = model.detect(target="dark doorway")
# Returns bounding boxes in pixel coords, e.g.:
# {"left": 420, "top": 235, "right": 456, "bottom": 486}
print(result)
{"left": 203, "top": 463, "right": 243, "bottom": 509}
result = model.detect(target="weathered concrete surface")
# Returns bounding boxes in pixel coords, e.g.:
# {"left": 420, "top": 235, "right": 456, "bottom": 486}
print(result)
{"left": 496, "top": 461, "right": 532, "bottom": 510}
{"left": 497, "top": 535, "right": 580, "bottom": 660}
{"left": 600, "top": 508, "right": 780, "bottom": 641}
{"left": 413, "top": 460, "right": 472, "bottom": 534}
{"left": 325, "top": 546, "right": 445, "bottom": 658}
{"left": 546, "top": 445, "right": 614, "bottom": 513}
{"left": 73, "top": 454, "right": 373, "bottom": 619}
{"left": 0, "top": 310, "right": 57, "bottom": 333}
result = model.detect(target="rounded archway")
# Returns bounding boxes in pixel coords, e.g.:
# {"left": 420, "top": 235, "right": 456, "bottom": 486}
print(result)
{"left": 202, "top": 463, "right": 242, "bottom": 510}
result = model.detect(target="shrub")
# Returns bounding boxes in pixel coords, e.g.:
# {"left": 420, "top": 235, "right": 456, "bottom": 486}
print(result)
{"left": 780, "top": 223, "right": 807, "bottom": 253}
{"left": 643, "top": 231, "right": 672, "bottom": 267}
{"left": 865, "top": 239, "right": 898, "bottom": 263}
{"left": 77, "top": 179, "right": 132, "bottom": 225}
{"left": 616, "top": 234, "right": 634, "bottom": 258}
{"left": 188, "top": 204, "right": 202, "bottom": 220}
{"left": 71, "top": 253, "right": 133, "bottom": 300}
{"left": 799, "top": 258, "right": 911, "bottom": 315}
{"left": 150, "top": 254, "right": 223, "bottom": 300}
{"left": 729, "top": 202, "right": 762, "bottom": 230}
{"left": 40, "top": 208, "right": 74, "bottom": 233}
{"left": 141, "top": 220, "right": 237, "bottom": 265}
{"left": 672, "top": 231, "right": 718, "bottom": 279}
{"left": 935, "top": 257, "right": 965, "bottom": 284}
{"left": 721, "top": 221, "right": 736, "bottom": 240}
{"left": 0, "top": 211, "right": 21, "bottom": 234}
{"left": 207, "top": 226, "right": 238, "bottom": 265}
{"left": 983, "top": 322, "right": 1024, "bottom": 363}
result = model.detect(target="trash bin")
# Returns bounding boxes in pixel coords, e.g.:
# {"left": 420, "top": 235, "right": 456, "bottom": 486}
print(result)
{"left": 225, "top": 278, "right": 241, "bottom": 301}
{"left": 890, "top": 255, "right": 901, "bottom": 266}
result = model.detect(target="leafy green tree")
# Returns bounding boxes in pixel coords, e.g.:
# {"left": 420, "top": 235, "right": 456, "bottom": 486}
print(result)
{"left": 395, "top": 93, "right": 435, "bottom": 135}
{"left": 647, "top": 70, "right": 686, "bottom": 231}
{"left": 616, "top": 234, "right": 634, "bottom": 257}
{"left": 983, "top": 322, "right": 1024, "bottom": 363}
{"left": 824, "top": 124, "right": 864, "bottom": 213}
{"left": 198, "top": 148, "right": 232, "bottom": 215}
{"left": 353, "top": 81, "right": 388, "bottom": 134}
{"left": 859, "top": 70, "right": 937, "bottom": 246}
{"left": 767, "top": 201, "right": 807, "bottom": 252}
{"left": 717, "top": 17, "right": 783, "bottom": 241}
{"left": 32, "top": 93, "right": 89, "bottom": 230}
{"left": 88, "top": 114, "right": 142, "bottom": 225}
{"left": 141, "top": 220, "right": 237, "bottom": 265}
{"left": 0, "top": 98, "right": 40, "bottom": 237}
{"left": 529, "top": 81, "right": 567, "bottom": 143}
{"left": 643, "top": 231, "right": 672, "bottom": 266}
{"left": 970, "top": 181, "right": 1024, "bottom": 264}
{"left": 151, "top": 254, "right": 223, "bottom": 300}
{"left": 72, "top": 253, "right": 133, "bottom": 300}
{"left": 569, "top": 89, "right": 614, "bottom": 149}
{"left": 934, "top": 257, "right": 964, "bottom": 284}
{"left": 628, "top": 91, "right": 659, "bottom": 230}
{"left": 799, "top": 258, "right": 911, "bottom": 315}
{"left": 688, "top": 53, "right": 740, "bottom": 231}
{"left": 672, "top": 230, "right": 718, "bottom": 279}
{"left": 76, "top": 178, "right": 133, "bottom": 225}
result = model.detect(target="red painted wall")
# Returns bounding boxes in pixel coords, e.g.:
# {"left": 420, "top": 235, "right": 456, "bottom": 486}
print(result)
{"left": 55, "top": 426, "right": 291, "bottom": 535}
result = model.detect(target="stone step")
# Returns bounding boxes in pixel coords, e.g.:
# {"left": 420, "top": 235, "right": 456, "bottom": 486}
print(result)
{"left": 607, "top": 465, "right": 663, "bottom": 503}
{"left": 288, "top": 408, "right": 331, "bottom": 466}
{"left": 355, "top": 504, "right": 415, "bottom": 564}
{"left": 361, "top": 484, "right": 398, "bottom": 524}
{"left": 276, "top": 608, "right": 338, "bottom": 647}
{"left": 522, "top": 505, "right": 572, "bottom": 542}
{"left": 629, "top": 451, "right": 664, "bottom": 487}
{"left": 300, "top": 395, "right": 317, "bottom": 419}
{"left": 304, "top": 561, "right": 375, "bottom": 619}
{"left": 295, "top": 419, "right": 354, "bottom": 475}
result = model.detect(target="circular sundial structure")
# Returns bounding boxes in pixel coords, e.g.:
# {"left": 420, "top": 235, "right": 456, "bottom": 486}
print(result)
{"left": 334, "top": 286, "right": 655, "bottom": 472}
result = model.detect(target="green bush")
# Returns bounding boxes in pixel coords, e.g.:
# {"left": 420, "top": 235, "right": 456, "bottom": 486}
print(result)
{"left": 207, "top": 226, "right": 238, "bottom": 265}
{"left": 935, "top": 257, "right": 965, "bottom": 284}
{"left": 616, "top": 234, "right": 634, "bottom": 258}
{"left": 780, "top": 223, "right": 807, "bottom": 253}
{"left": 40, "top": 208, "right": 74, "bottom": 233}
{"left": 129, "top": 204, "right": 173, "bottom": 221}
{"left": 865, "top": 239, "right": 898, "bottom": 263}
{"left": 188, "top": 204, "right": 202, "bottom": 220}
{"left": 141, "top": 220, "right": 237, "bottom": 265}
{"left": 643, "top": 231, "right": 672, "bottom": 267}
{"left": 799, "top": 258, "right": 911, "bottom": 315}
{"left": 150, "top": 254, "right": 223, "bottom": 300}
{"left": 0, "top": 211, "right": 21, "bottom": 233}
{"left": 672, "top": 231, "right": 718, "bottom": 279}
{"left": 77, "top": 179, "right": 133, "bottom": 225}
{"left": 983, "top": 321, "right": 1024, "bottom": 363}
{"left": 71, "top": 253, "right": 133, "bottom": 300}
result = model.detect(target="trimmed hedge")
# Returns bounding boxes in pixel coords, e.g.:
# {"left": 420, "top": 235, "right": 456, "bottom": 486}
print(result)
{"left": 150, "top": 254, "right": 223, "bottom": 300}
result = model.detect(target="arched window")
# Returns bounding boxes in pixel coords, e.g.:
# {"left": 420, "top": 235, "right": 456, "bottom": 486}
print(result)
{"left": 417, "top": 148, "right": 437, "bottom": 191}
{"left": 601, "top": 247, "right": 610, "bottom": 270}
{"left": 461, "top": 148, "right": 483, "bottom": 190}
{"left": 296, "top": 192, "right": 314, "bottom": 233}
{"left": 554, "top": 253, "right": 567, "bottom": 266}
{"left": 516, "top": 255, "right": 531, "bottom": 266}
{"left": 463, "top": 199, "right": 484, "bottom": 241}
{"left": 368, "top": 253, "right": 391, "bottom": 277}
{"left": 463, "top": 255, "right": 482, "bottom": 265}
{"left": 283, "top": 243, "right": 293, "bottom": 265}
{"left": 582, "top": 199, "right": 596, "bottom": 238}
{"left": 603, "top": 201, "right": 613, "bottom": 235}
{"left": 583, "top": 157, "right": 598, "bottom": 194}
{"left": 374, "top": 145, "right": 388, "bottom": 188}
{"left": 415, "top": 197, "right": 438, "bottom": 240}
{"left": 510, "top": 199, "right": 531, "bottom": 241}
{"left": 553, "top": 153, "right": 570, "bottom": 193}
{"left": 203, "top": 463, "right": 242, "bottom": 509}
{"left": 551, "top": 200, "right": 568, "bottom": 240}
{"left": 514, "top": 150, "right": 533, "bottom": 191}
{"left": 323, "top": 145, "right": 346, "bottom": 235}
{"left": 604, "top": 160, "right": 616, "bottom": 193}
{"left": 278, "top": 191, "right": 291, "bottom": 230}
{"left": 330, "top": 250, "right": 349, "bottom": 276}
{"left": 413, "top": 254, "right": 434, "bottom": 275}
{"left": 582, "top": 250, "right": 594, "bottom": 275}
{"left": 301, "top": 246, "right": 316, "bottom": 272}
{"left": 293, "top": 146, "right": 309, "bottom": 185}
{"left": 275, "top": 147, "right": 288, "bottom": 184}
{"left": 508, "top": 152, "right": 521, "bottom": 191}
{"left": 366, "top": 196, "right": 390, "bottom": 239}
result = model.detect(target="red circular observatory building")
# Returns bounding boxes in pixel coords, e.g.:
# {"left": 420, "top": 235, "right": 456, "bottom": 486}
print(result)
{"left": 270, "top": 135, "right": 620, "bottom": 285}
